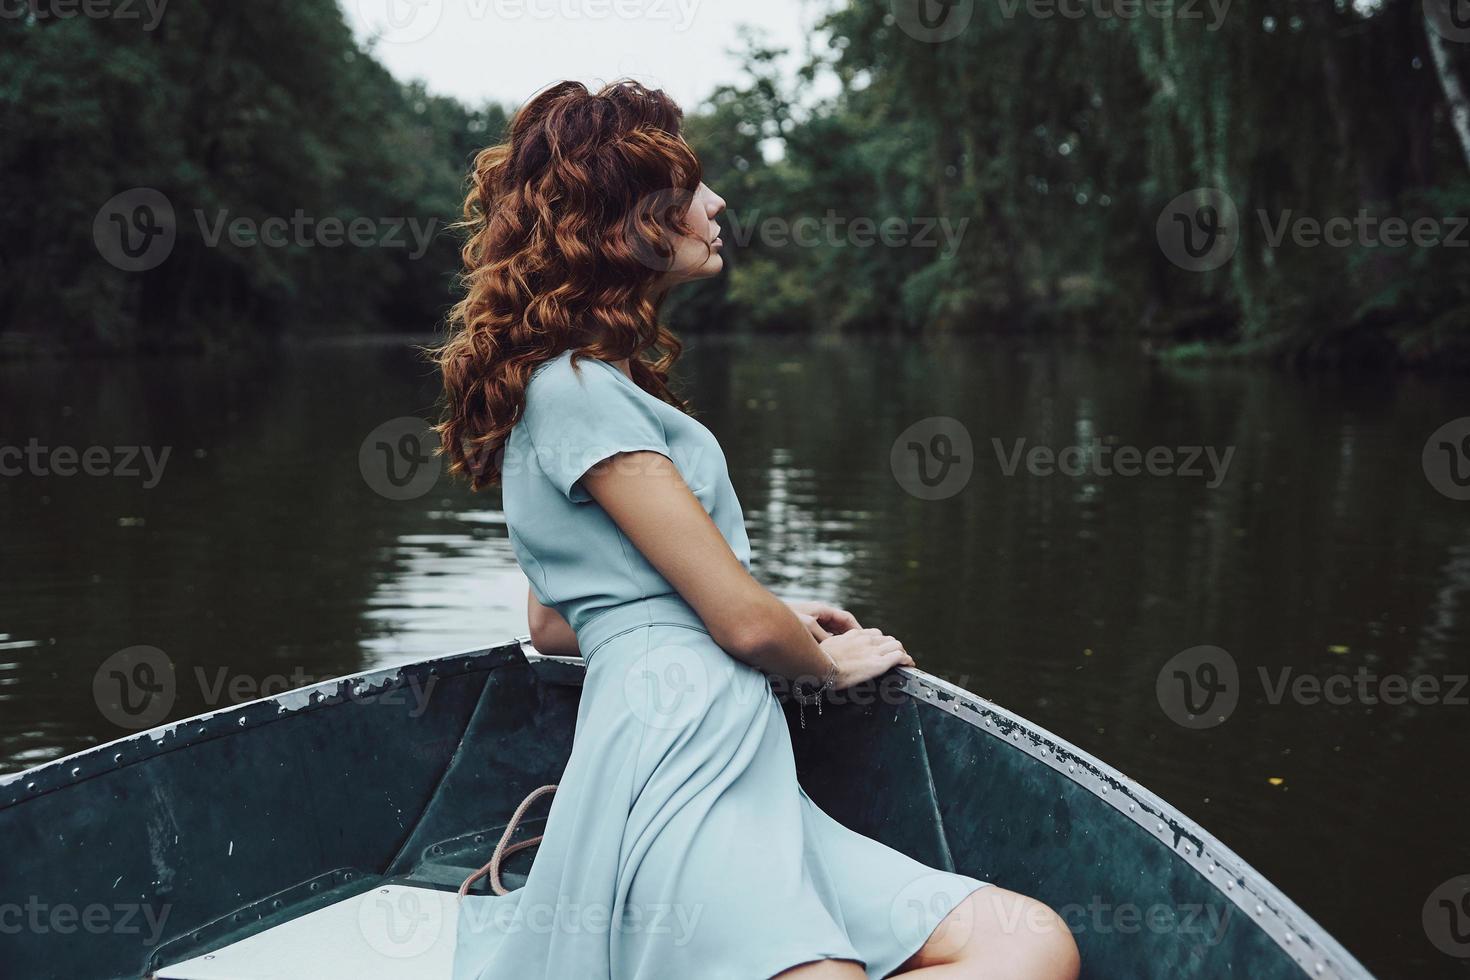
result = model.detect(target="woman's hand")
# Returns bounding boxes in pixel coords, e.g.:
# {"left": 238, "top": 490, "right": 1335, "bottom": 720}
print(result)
{"left": 818, "top": 628, "right": 915, "bottom": 690}
{"left": 786, "top": 600, "right": 862, "bottom": 643}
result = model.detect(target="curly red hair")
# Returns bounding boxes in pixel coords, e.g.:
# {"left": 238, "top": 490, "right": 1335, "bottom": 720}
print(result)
{"left": 432, "top": 79, "right": 702, "bottom": 491}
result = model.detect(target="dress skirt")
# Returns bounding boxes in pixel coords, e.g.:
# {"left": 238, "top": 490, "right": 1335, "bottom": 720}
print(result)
{"left": 453, "top": 597, "right": 989, "bottom": 979}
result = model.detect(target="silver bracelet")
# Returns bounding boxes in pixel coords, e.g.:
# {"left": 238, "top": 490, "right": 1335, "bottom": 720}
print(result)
{"left": 792, "top": 655, "right": 839, "bottom": 729}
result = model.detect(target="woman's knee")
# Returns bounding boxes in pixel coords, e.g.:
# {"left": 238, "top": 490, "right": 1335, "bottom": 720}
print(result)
{"left": 969, "top": 888, "right": 1081, "bottom": 979}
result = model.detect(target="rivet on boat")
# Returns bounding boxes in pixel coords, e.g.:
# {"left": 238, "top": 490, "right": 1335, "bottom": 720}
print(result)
{"left": 238, "top": 717, "right": 247, "bottom": 727}
{"left": 1255, "top": 905, "right": 1264, "bottom": 915}
{"left": 1127, "top": 803, "right": 1135, "bottom": 812}
{"left": 26, "top": 782, "right": 34, "bottom": 791}
{"left": 113, "top": 753, "right": 122, "bottom": 763}
{"left": 71, "top": 767, "right": 79, "bottom": 777}
{"left": 1157, "top": 823, "right": 1165, "bottom": 833}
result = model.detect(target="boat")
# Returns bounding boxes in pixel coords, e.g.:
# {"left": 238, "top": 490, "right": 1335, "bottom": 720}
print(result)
{"left": 0, "top": 638, "right": 1373, "bottom": 979}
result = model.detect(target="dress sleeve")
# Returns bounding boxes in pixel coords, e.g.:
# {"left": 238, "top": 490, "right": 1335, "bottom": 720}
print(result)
{"left": 521, "top": 356, "right": 671, "bottom": 503}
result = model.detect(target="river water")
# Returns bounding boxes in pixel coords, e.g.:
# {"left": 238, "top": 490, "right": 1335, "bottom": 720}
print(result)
{"left": 1, "top": 334, "right": 1465, "bottom": 977}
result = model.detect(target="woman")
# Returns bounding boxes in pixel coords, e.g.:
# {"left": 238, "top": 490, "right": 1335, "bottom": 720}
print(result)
{"left": 434, "top": 80, "right": 1080, "bottom": 980}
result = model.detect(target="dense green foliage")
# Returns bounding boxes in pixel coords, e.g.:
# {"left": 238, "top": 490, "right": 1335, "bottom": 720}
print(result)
{"left": 675, "top": 4, "right": 1470, "bottom": 365}
{"left": 2, "top": 0, "right": 1467, "bottom": 364}
{"left": 0, "top": 1, "right": 503, "bottom": 352}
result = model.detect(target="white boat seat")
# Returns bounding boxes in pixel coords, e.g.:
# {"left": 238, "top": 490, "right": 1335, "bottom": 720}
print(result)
{"left": 156, "top": 885, "right": 459, "bottom": 979}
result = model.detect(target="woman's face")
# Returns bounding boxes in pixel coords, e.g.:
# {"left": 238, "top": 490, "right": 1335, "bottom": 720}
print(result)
{"left": 658, "top": 182, "right": 726, "bottom": 285}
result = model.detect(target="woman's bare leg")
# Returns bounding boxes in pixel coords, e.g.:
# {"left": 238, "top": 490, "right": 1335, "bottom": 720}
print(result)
{"left": 893, "top": 887, "right": 1080, "bottom": 979}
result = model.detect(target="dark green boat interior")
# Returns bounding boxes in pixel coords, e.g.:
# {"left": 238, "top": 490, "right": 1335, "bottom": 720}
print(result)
{"left": 0, "top": 640, "right": 1370, "bottom": 979}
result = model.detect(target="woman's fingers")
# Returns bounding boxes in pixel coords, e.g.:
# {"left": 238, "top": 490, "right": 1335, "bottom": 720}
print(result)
{"left": 799, "top": 613, "right": 831, "bottom": 643}
{"left": 819, "top": 607, "right": 862, "bottom": 633}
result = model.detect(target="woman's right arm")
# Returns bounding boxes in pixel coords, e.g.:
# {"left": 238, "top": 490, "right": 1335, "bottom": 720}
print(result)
{"left": 580, "top": 450, "right": 913, "bottom": 689}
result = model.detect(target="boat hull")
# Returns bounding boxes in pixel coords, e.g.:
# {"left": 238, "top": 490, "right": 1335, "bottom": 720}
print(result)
{"left": 0, "top": 641, "right": 1371, "bottom": 979}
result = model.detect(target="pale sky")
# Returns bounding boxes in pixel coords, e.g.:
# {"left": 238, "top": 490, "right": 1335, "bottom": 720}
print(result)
{"left": 342, "top": 0, "right": 832, "bottom": 111}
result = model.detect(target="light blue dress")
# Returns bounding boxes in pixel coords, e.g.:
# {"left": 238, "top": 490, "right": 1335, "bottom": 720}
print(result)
{"left": 453, "top": 351, "right": 989, "bottom": 979}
